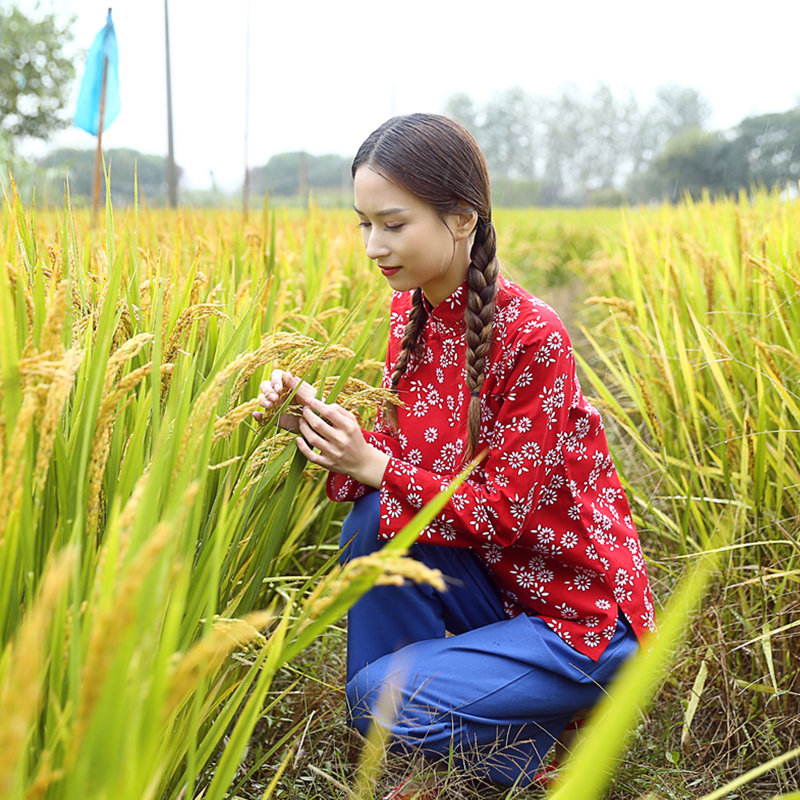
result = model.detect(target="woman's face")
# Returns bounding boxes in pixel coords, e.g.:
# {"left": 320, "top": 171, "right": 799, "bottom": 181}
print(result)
{"left": 353, "top": 167, "right": 474, "bottom": 307}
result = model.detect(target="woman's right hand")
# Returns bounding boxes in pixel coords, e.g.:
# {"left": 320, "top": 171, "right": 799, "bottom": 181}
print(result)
{"left": 252, "top": 369, "right": 317, "bottom": 432}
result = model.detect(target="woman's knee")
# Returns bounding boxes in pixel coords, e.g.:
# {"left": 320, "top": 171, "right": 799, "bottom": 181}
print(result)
{"left": 339, "top": 490, "right": 382, "bottom": 564}
{"left": 346, "top": 669, "right": 453, "bottom": 754}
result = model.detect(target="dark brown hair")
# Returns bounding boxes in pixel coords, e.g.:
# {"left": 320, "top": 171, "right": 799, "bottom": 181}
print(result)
{"left": 352, "top": 113, "right": 499, "bottom": 459}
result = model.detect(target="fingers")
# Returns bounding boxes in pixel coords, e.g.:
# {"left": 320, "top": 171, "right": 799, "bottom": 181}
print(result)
{"left": 297, "top": 406, "right": 338, "bottom": 454}
{"left": 258, "top": 370, "right": 318, "bottom": 412}
{"left": 295, "top": 400, "right": 358, "bottom": 465}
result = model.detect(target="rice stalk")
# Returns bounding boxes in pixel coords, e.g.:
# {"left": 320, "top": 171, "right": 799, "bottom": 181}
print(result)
{"left": 0, "top": 548, "right": 76, "bottom": 798}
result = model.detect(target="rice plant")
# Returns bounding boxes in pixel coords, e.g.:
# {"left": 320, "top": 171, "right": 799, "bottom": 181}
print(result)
{"left": 0, "top": 182, "right": 434, "bottom": 800}
{"left": 577, "top": 189, "right": 800, "bottom": 795}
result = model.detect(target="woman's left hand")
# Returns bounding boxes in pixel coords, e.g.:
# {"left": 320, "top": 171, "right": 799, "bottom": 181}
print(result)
{"left": 295, "top": 397, "right": 389, "bottom": 489}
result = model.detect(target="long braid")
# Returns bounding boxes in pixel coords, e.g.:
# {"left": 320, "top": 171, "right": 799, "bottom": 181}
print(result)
{"left": 382, "top": 287, "right": 427, "bottom": 432}
{"left": 464, "top": 219, "right": 499, "bottom": 458}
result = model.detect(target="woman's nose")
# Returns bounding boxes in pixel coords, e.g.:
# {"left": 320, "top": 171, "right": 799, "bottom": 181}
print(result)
{"left": 365, "top": 230, "right": 390, "bottom": 261}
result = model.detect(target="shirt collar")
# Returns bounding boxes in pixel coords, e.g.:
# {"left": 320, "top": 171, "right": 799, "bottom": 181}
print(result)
{"left": 423, "top": 282, "right": 468, "bottom": 328}
{"left": 423, "top": 274, "right": 509, "bottom": 329}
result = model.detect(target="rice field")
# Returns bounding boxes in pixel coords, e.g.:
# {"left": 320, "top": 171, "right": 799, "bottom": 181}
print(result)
{"left": 0, "top": 182, "right": 798, "bottom": 799}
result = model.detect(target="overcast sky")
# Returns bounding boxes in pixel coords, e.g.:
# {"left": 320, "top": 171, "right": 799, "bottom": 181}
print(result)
{"left": 19, "top": 0, "right": 800, "bottom": 189}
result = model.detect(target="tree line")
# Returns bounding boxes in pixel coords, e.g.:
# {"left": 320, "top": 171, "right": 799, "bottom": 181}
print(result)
{"left": 446, "top": 85, "right": 800, "bottom": 205}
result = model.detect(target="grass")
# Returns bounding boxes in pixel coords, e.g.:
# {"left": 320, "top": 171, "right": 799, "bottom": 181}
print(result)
{"left": 1, "top": 182, "right": 799, "bottom": 799}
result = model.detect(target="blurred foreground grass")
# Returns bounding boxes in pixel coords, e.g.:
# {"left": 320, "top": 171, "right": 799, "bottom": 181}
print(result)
{"left": 1, "top": 187, "right": 798, "bottom": 799}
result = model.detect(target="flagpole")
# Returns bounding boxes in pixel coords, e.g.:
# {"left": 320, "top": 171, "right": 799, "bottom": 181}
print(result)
{"left": 91, "top": 8, "right": 111, "bottom": 213}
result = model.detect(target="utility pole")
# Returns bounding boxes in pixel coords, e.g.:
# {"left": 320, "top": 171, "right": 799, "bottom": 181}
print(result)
{"left": 243, "top": 0, "right": 251, "bottom": 217}
{"left": 164, "top": 0, "right": 177, "bottom": 207}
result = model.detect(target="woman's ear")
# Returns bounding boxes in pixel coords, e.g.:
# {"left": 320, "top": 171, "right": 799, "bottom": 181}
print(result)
{"left": 452, "top": 209, "right": 479, "bottom": 242}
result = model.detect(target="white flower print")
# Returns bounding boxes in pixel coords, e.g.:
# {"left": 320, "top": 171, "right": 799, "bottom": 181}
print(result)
{"left": 528, "top": 583, "right": 550, "bottom": 603}
{"left": 584, "top": 631, "right": 601, "bottom": 647}
{"left": 483, "top": 543, "right": 503, "bottom": 564}
{"left": 509, "top": 493, "right": 531, "bottom": 522}
{"left": 436, "top": 367, "right": 445, "bottom": 383}
{"left": 493, "top": 472, "right": 509, "bottom": 488}
{"left": 595, "top": 599, "right": 611, "bottom": 610}
{"left": 555, "top": 603, "right": 579, "bottom": 620}
{"left": 407, "top": 449, "right": 422, "bottom": 465}
{"left": 451, "top": 492, "right": 470, "bottom": 512}
{"left": 407, "top": 492, "right": 423, "bottom": 509}
{"left": 412, "top": 400, "right": 429, "bottom": 418}
{"left": 470, "top": 504, "right": 490, "bottom": 533}
{"left": 534, "top": 331, "right": 564, "bottom": 366}
{"left": 598, "top": 486, "right": 623, "bottom": 507}
{"left": 583, "top": 615, "right": 600, "bottom": 628}
{"left": 512, "top": 565, "right": 536, "bottom": 589}
{"left": 424, "top": 427, "right": 438, "bottom": 443}
{"left": 521, "top": 441, "right": 542, "bottom": 465}
{"left": 515, "top": 366, "right": 534, "bottom": 388}
{"left": 544, "top": 447, "right": 563, "bottom": 471}
{"left": 642, "top": 595, "right": 657, "bottom": 632}
{"left": 569, "top": 571, "right": 593, "bottom": 591}
{"left": 445, "top": 285, "right": 464, "bottom": 308}
{"left": 568, "top": 503, "right": 582, "bottom": 521}
{"left": 615, "top": 568, "right": 633, "bottom": 588}
{"left": 561, "top": 531, "right": 578, "bottom": 549}
{"left": 538, "top": 485, "right": 558, "bottom": 506}
{"left": 516, "top": 417, "right": 533, "bottom": 434}
{"left": 426, "top": 386, "right": 442, "bottom": 407}
{"left": 391, "top": 460, "right": 417, "bottom": 476}
{"left": 613, "top": 585, "right": 633, "bottom": 604}
{"left": 540, "top": 375, "right": 566, "bottom": 427}
{"left": 548, "top": 619, "right": 573, "bottom": 643}
{"left": 535, "top": 526, "right": 556, "bottom": 545}
{"left": 502, "top": 450, "right": 528, "bottom": 473}
{"left": 426, "top": 517, "right": 457, "bottom": 541}
{"left": 382, "top": 497, "right": 403, "bottom": 523}
{"left": 440, "top": 339, "right": 458, "bottom": 368}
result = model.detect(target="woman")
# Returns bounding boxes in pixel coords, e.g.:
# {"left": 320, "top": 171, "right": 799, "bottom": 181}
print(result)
{"left": 256, "top": 114, "right": 656, "bottom": 795}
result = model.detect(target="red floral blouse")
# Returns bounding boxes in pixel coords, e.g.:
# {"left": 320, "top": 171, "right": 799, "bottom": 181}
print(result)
{"left": 328, "top": 274, "right": 657, "bottom": 660}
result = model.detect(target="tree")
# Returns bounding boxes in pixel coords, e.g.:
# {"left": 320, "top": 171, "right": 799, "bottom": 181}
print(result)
{"left": 633, "top": 129, "right": 740, "bottom": 201}
{"left": 628, "top": 84, "right": 712, "bottom": 177}
{"left": 480, "top": 86, "right": 537, "bottom": 180}
{"left": 249, "top": 152, "right": 351, "bottom": 197}
{"left": 444, "top": 92, "right": 479, "bottom": 133}
{"left": 0, "top": 3, "right": 76, "bottom": 151}
{"left": 733, "top": 109, "right": 800, "bottom": 190}
{"left": 39, "top": 148, "right": 182, "bottom": 205}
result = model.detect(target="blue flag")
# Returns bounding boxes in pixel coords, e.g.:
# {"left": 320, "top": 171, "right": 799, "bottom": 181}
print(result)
{"left": 74, "top": 10, "right": 121, "bottom": 135}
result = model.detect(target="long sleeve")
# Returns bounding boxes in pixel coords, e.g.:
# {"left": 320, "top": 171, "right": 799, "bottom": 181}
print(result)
{"left": 326, "top": 428, "right": 401, "bottom": 502}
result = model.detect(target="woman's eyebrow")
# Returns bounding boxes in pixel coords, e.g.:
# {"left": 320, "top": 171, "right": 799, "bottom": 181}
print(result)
{"left": 353, "top": 205, "right": 409, "bottom": 216}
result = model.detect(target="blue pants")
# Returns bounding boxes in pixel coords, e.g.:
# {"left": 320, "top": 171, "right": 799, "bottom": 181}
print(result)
{"left": 339, "top": 491, "right": 639, "bottom": 788}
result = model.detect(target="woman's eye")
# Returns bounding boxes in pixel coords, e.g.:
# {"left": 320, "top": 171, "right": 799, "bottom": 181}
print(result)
{"left": 385, "top": 224, "right": 404, "bottom": 231}
{"left": 357, "top": 221, "right": 371, "bottom": 229}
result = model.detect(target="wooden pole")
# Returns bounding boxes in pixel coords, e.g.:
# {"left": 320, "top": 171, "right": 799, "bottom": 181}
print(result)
{"left": 164, "top": 0, "right": 177, "bottom": 207}
{"left": 91, "top": 22, "right": 110, "bottom": 213}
